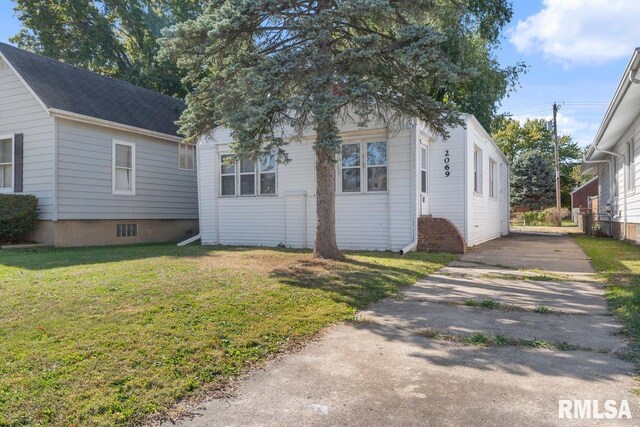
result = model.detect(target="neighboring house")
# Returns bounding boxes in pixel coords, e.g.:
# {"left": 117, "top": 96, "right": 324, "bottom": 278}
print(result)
{"left": 583, "top": 48, "right": 640, "bottom": 241}
{"left": 0, "top": 43, "right": 198, "bottom": 246}
{"left": 570, "top": 177, "right": 598, "bottom": 215}
{"left": 197, "top": 114, "right": 509, "bottom": 253}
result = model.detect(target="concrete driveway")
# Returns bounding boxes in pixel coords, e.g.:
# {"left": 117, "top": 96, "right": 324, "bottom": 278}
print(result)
{"left": 165, "top": 232, "right": 638, "bottom": 426}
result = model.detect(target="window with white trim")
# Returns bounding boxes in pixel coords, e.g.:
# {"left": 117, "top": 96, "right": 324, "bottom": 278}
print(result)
{"left": 628, "top": 139, "right": 635, "bottom": 192}
{"left": 420, "top": 146, "right": 428, "bottom": 194}
{"left": 239, "top": 159, "right": 256, "bottom": 195}
{"left": 341, "top": 143, "right": 361, "bottom": 192}
{"left": 179, "top": 143, "right": 195, "bottom": 170}
{"left": 259, "top": 152, "right": 276, "bottom": 195}
{"left": 473, "top": 146, "right": 482, "bottom": 194}
{"left": 613, "top": 156, "right": 618, "bottom": 198}
{"left": 113, "top": 141, "right": 135, "bottom": 195}
{"left": 220, "top": 151, "right": 277, "bottom": 197}
{"left": 220, "top": 154, "right": 236, "bottom": 196}
{"left": 0, "top": 136, "right": 13, "bottom": 192}
{"left": 340, "top": 141, "right": 387, "bottom": 193}
{"left": 367, "top": 141, "right": 387, "bottom": 191}
{"left": 489, "top": 158, "right": 497, "bottom": 198}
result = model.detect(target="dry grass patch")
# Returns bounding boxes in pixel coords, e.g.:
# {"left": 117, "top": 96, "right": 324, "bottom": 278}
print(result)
{"left": 0, "top": 243, "right": 455, "bottom": 426}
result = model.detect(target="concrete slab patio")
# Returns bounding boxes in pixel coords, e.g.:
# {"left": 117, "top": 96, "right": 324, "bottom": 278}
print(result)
{"left": 165, "top": 232, "right": 639, "bottom": 426}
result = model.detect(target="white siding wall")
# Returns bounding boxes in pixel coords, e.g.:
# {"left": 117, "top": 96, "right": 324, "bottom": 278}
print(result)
{"left": 198, "top": 123, "right": 414, "bottom": 251}
{"left": 427, "top": 124, "right": 467, "bottom": 239}
{"left": 56, "top": 118, "right": 198, "bottom": 220}
{"left": 601, "top": 113, "right": 640, "bottom": 223}
{"left": 0, "top": 57, "right": 54, "bottom": 219}
{"left": 465, "top": 117, "right": 510, "bottom": 246}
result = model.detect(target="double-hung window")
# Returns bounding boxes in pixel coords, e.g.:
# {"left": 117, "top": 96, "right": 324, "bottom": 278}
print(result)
{"left": 259, "top": 152, "right": 276, "bottom": 195}
{"left": 473, "top": 146, "right": 482, "bottom": 194}
{"left": 179, "top": 143, "right": 195, "bottom": 170}
{"left": 240, "top": 159, "right": 256, "bottom": 195}
{"left": 341, "top": 143, "right": 361, "bottom": 192}
{"left": 340, "top": 141, "right": 387, "bottom": 193}
{"left": 367, "top": 141, "right": 387, "bottom": 191}
{"left": 0, "top": 135, "right": 13, "bottom": 192}
{"left": 220, "top": 151, "right": 277, "bottom": 196}
{"left": 613, "top": 156, "right": 619, "bottom": 198}
{"left": 489, "top": 159, "right": 497, "bottom": 198}
{"left": 628, "top": 139, "right": 636, "bottom": 192}
{"left": 420, "top": 146, "right": 428, "bottom": 194}
{"left": 113, "top": 140, "right": 135, "bottom": 195}
{"left": 220, "top": 155, "right": 236, "bottom": 196}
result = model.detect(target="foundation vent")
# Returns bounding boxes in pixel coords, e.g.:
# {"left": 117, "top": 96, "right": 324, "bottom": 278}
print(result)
{"left": 117, "top": 224, "right": 138, "bottom": 237}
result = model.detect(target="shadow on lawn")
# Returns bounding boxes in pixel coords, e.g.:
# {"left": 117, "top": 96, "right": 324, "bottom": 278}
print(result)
{"left": 0, "top": 243, "right": 298, "bottom": 270}
{"left": 270, "top": 253, "right": 452, "bottom": 310}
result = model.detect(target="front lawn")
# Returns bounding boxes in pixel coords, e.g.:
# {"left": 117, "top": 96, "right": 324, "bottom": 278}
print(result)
{"left": 0, "top": 244, "right": 454, "bottom": 426}
{"left": 573, "top": 236, "right": 640, "bottom": 362}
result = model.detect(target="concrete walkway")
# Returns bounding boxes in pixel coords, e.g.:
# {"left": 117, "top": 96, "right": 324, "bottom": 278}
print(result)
{"left": 165, "top": 232, "right": 639, "bottom": 426}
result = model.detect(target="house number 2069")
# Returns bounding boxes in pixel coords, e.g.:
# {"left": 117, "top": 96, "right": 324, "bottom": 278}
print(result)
{"left": 444, "top": 150, "right": 451, "bottom": 177}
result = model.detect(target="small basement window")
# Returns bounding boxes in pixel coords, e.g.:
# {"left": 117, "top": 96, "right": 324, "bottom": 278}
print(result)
{"left": 117, "top": 224, "right": 138, "bottom": 237}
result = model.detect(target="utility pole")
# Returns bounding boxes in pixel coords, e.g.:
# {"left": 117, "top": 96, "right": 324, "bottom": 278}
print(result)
{"left": 553, "top": 102, "right": 561, "bottom": 226}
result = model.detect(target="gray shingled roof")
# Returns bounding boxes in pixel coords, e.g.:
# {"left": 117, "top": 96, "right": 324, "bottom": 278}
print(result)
{"left": 0, "top": 42, "right": 184, "bottom": 137}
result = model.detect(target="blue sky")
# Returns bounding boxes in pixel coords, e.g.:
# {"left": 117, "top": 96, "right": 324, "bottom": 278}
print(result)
{"left": 1, "top": 0, "right": 637, "bottom": 147}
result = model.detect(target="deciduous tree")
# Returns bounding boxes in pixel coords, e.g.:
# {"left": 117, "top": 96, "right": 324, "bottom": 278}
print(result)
{"left": 10, "top": 0, "right": 203, "bottom": 97}
{"left": 491, "top": 117, "right": 583, "bottom": 206}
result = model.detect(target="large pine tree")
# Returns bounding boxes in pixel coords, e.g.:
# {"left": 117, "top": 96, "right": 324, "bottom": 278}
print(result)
{"left": 511, "top": 151, "right": 556, "bottom": 210}
{"left": 160, "top": 0, "right": 522, "bottom": 258}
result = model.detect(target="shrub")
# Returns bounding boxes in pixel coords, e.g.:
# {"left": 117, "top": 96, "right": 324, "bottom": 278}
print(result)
{"left": 521, "top": 207, "right": 569, "bottom": 226}
{"left": 0, "top": 194, "right": 39, "bottom": 244}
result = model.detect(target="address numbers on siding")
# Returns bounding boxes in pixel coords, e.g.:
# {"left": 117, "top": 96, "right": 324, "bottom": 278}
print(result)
{"left": 444, "top": 150, "right": 451, "bottom": 177}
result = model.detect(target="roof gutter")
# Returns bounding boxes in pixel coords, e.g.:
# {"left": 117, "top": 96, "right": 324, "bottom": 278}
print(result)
{"left": 48, "top": 108, "right": 184, "bottom": 143}
{"left": 586, "top": 49, "right": 640, "bottom": 160}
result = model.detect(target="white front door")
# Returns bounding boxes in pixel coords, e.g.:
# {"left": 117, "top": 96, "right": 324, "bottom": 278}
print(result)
{"left": 419, "top": 143, "right": 429, "bottom": 215}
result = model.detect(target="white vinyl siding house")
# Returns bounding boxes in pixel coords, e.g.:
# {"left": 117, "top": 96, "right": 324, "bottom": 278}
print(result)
{"left": 428, "top": 117, "right": 509, "bottom": 247}
{"left": 197, "top": 114, "right": 509, "bottom": 252}
{"left": 584, "top": 48, "right": 640, "bottom": 241}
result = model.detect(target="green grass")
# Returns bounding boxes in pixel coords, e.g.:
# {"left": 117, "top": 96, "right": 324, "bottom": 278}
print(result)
{"left": 0, "top": 243, "right": 456, "bottom": 426}
{"left": 533, "top": 305, "right": 552, "bottom": 314}
{"left": 418, "top": 329, "right": 577, "bottom": 350}
{"left": 463, "top": 298, "right": 501, "bottom": 309}
{"left": 573, "top": 236, "right": 640, "bottom": 362}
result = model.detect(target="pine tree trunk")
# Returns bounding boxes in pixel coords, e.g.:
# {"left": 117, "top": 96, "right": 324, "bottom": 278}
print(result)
{"left": 313, "top": 145, "right": 343, "bottom": 259}
{"left": 311, "top": 0, "right": 342, "bottom": 260}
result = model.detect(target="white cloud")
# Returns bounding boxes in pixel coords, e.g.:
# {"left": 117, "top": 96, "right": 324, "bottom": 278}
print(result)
{"left": 509, "top": 0, "right": 640, "bottom": 65}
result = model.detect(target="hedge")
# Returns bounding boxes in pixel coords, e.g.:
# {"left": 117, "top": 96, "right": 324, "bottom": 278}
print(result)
{"left": 0, "top": 194, "right": 39, "bottom": 244}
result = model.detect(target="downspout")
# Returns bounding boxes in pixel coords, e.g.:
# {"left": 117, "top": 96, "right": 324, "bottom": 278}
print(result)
{"left": 401, "top": 119, "right": 419, "bottom": 255}
{"left": 582, "top": 152, "right": 627, "bottom": 239}
{"left": 595, "top": 148, "right": 626, "bottom": 239}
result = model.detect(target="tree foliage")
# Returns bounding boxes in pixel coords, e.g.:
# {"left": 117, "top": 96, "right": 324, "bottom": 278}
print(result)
{"left": 159, "top": 0, "right": 523, "bottom": 258}
{"left": 10, "top": 0, "right": 203, "bottom": 97}
{"left": 491, "top": 116, "right": 583, "bottom": 206}
{"left": 511, "top": 151, "right": 556, "bottom": 210}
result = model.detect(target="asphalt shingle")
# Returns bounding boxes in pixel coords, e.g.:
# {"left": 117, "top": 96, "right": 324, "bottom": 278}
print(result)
{"left": 0, "top": 42, "right": 184, "bottom": 137}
